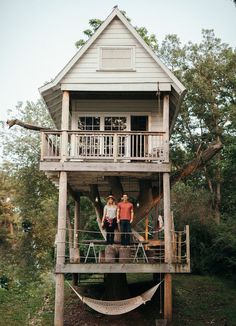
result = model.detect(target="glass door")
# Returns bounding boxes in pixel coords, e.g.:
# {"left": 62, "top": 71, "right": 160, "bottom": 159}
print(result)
{"left": 131, "top": 116, "right": 148, "bottom": 159}
{"left": 104, "top": 116, "right": 127, "bottom": 158}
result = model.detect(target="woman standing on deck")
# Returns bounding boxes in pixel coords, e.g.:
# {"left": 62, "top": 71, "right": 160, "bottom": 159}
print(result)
{"left": 101, "top": 195, "right": 117, "bottom": 245}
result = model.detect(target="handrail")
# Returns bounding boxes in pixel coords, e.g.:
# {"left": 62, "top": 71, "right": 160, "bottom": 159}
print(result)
{"left": 40, "top": 130, "right": 169, "bottom": 163}
{"left": 42, "top": 130, "right": 166, "bottom": 135}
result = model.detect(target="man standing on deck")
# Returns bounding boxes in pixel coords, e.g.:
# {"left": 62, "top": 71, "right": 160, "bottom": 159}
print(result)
{"left": 117, "top": 194, "right": 134, "bottom": 246}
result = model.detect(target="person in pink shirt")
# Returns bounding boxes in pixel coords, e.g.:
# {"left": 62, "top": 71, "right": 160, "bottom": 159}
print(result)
{"left": 117, "top": 194, "right": 134, "bottom": 246}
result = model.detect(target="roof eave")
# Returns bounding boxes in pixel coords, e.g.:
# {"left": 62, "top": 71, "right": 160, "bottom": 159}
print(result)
{"left": 170, "top": 88, "right": 187, "bottom": 133}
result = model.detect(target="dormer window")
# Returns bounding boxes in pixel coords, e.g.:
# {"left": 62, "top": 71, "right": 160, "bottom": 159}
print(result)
{"left": 99, "top": 46, "right": 135, "bottom": 71}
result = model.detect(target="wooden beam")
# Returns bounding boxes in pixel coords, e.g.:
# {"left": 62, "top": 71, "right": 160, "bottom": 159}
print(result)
{"left": 55, "top": 171, "right": 67, "bottom": 326}
{"left": 55, "top": 263, "right": 190, "bottom": 274}
{"left": 163, "top": 173, "right": 172, "bottom": 263}
{"left": 61, "top": 83, "right": 172, "bottom": 92}
{"left": 164, "top": 274, "right": 172, "bottom": 322}
{"left": 40, "top": 162, "right": 171, "bottom": 173}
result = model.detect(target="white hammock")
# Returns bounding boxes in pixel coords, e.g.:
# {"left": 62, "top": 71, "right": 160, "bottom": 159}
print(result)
{"left": 67, "top": 281, "right": 162, "bottom": 315}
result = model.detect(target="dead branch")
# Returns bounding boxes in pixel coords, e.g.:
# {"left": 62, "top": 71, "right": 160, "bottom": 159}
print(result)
{"left": 7, "top": 119, "right": 52, "bottom": 131}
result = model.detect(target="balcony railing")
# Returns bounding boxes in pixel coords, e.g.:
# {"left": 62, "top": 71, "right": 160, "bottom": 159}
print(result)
{"left": 41, "top": 131, "right": 169, "bottom": 163}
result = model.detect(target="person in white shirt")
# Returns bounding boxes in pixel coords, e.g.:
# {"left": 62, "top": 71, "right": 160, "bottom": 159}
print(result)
{"left": 101, "top": 195, "right": 117, "bottom": 245}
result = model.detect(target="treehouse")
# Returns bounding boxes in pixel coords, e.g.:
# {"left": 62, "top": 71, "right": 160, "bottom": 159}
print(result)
{"left": 39, "top": 7, "right": 190, "bottom": 326}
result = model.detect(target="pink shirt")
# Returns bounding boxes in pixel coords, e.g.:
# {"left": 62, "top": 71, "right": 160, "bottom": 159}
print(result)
{"left": 117, "top": 202, "right": 133, "bottom": 221}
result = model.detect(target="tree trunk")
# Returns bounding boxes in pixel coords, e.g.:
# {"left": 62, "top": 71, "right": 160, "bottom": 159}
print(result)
{"left": 107, "top": 176, "right": 124, "bottom": 201}
{"left": 103, "top": 273, "right": 129, "bottom": 300}
{"left": 215, "top": 157, "right": 221, "bottom": 225}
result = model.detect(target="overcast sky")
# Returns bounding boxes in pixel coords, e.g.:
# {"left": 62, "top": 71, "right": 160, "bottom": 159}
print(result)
{"left": 0, "top": 0, "right": 235, "bottom": 123}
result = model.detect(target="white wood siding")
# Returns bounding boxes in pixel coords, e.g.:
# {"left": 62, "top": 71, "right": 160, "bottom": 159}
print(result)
{"left": 61, "top": 18, "right": 172, "bottom": 87}
{"left": 71, "top": 99, "right": 163, "bottom": 132}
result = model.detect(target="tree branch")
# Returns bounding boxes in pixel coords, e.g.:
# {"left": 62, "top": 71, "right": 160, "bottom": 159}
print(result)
{"left": 7, "top": 119, "right": 52, "bottom": 131}
{"left": 133, "top": 140, "right": 223, "bottom": 225}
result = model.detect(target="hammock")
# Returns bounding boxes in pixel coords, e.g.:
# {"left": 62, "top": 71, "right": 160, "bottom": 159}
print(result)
{"left": 67, "top": 281, "right": 162, "bottom": 315}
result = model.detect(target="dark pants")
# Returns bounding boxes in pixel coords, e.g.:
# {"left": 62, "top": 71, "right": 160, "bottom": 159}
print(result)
{"left": 105, "top": 219, "right": 116, "bottom": 244}
{"left": 120, "top": 220, "right": 131, "bottom": 245}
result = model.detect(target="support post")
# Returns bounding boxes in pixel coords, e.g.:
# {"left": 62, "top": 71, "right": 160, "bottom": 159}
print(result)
{"left": 163, "top": 95, "right": 169, "bottom": 162}
{"left": 55, "top": 171, "right": 67, "bottom": 326}
{"left": 41, "top": 132, "right": 47, "bottom": 160}
{"left": 73, "top": 196, "right": 80, "bottom": 259}
{"left": 61, "top": 91, "right": 70, "bottom": 162}
{"left": 164, "top": 273, "right": 172, "bottom": 323}
{"left": 163, "top": 172, "right": 172, "bottom": 263}
{"left": 186, "top": 225, "right": 190, "bottom": 271}
{"left": 72, "top": 196, "right": 80, "bottom": 285}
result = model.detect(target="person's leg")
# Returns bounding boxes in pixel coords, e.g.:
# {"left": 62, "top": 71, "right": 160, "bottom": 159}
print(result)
{"left": 120, "top": 221, "right": 125, "bottom": 245}
{"left": 105, "top": 222, "right": 111, "bottom": 244}
{"left": 123, "top": 220, "right": 129, "bottom": 246}
{"left": 110, "top": 220, "right": 116, "bottom": 244}
{"left": 126, "top": 221, "right": 131, "bottom": 245}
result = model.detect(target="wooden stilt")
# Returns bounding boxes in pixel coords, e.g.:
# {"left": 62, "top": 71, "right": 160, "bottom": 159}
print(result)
{"left": 72, "top": 197, "right": 80, "bottom": 285}
{"left": 164, "top": 273, "right": 172, "bottom": 323}
{"left": 163, "top": 172, "right": 172, "bottom": 263}
{"left": 73, "top": 197, "right": 80, "bottom": 262}
{"left": 55, "top": 91, "right": 69, "bottom": 326}
{"left": 55, "top": 171, "right": 67, "bottom": 326}
{"left": 55, "top": 274, "right": 65, "bottom": 326}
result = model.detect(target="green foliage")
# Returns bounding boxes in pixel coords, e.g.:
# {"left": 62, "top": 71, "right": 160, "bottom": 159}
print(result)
{"left": 0, "top": 101, "right": 57, "bottom": 285}
{"left": 3, "top": 100, "right": 53, "bottom": 168}
{"left": 75, "top": 10, "right": 159, "bottom": 52}
{"left": 135, "top": 26, "right": 159, "bottom": 52}
{"left": 75, "top": 18, "right": 103, "bottom": 48}
{"left": 221, "top": 136, "right": 236, "bottom": 218}
{"left": 0, "top": 274, "right": 54, "bottom": 326}
{"left": 205, "top": 221, "right": 236, "bottom": 278}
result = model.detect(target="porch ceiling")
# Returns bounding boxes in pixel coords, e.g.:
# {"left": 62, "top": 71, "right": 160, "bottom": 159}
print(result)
{"left": 41, "top": 90, "right": 179, "bottom": 133}
{"left": 46, "top": 171, "right": 162, "bottom": 198}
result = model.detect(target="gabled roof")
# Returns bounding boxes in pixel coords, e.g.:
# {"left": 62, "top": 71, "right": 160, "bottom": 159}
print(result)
{"left": 39, "top": 7, "right": 185, "bottom": 95}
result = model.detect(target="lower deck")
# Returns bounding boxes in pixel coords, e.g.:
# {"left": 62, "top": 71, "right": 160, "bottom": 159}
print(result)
{"left": 56, "top": 263, "right": 190, "bottom": 274}
{"left": 57, "top": 227, "right": 190, "bottom": 274}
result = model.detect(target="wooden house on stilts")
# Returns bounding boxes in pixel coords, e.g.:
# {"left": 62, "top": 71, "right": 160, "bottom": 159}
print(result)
{"left": 39, "top": 7, "right": 190, "bottom": 326}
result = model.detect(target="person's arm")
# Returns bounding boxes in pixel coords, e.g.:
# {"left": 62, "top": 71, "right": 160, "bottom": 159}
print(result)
{"left": 117, "top": 204, "right": 120, "bottom": 223}
{"left": 101, "top": 206, "right": 107, "bottom": 226}
{"left": 130, "top": 204, "right": 134, "bottom": 223}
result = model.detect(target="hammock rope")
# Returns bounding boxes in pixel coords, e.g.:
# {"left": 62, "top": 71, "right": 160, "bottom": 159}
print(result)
{"left": 67, "top": 281, "right": 162, "bottom": 315}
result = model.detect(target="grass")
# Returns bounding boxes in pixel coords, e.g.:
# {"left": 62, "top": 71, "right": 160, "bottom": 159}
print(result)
{"left": 0, "top": 274, "right": 235, "bottom": 325}
{"left": 173, "top": 274, "right": 236, "bottom": 326}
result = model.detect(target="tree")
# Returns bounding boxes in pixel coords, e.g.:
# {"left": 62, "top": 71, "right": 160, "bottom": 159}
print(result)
{"left": 172, "top": 30, "right": 236, "bottom": 223}
{"left": 1, "top": 101, "right": 58, "bottom": 284}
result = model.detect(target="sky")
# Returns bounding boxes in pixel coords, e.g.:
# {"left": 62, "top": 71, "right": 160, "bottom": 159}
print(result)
{"left": 0, "top": 0, "right": 235, "bottom": 123}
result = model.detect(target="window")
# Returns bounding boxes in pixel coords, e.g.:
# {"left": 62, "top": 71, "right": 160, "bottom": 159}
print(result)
{"left": 99, "top": 47, "right": 135, "bottom": 71}
{"left": 104, "top": 117, "right": 127, "bottom": 131}
{"left": 78, "top": 117, "right": 100, "bottom": 131}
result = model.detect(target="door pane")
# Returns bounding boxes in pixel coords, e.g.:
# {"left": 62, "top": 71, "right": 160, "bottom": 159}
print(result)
{"left": 104, "top": 117, "right": 127, "bottom": 131}
{"left": 104, "top": 117, "right": 127, "bottom": 157}
{"left": 78, "top": 117, "right": 100, "bottom": 130}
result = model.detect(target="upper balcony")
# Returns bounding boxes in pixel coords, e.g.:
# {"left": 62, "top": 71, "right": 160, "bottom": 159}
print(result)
{"left": 40, "top": 130, "right": 170, "bottom": 173}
